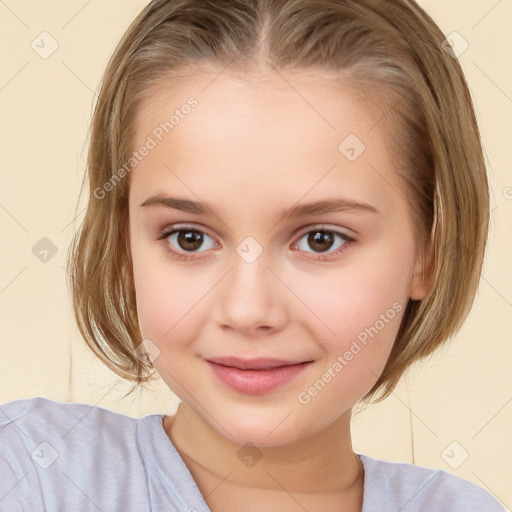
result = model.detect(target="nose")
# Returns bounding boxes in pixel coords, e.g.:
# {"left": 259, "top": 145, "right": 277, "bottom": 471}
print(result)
{"left": 213, "top": 252, "right": 289, "bottom": 337}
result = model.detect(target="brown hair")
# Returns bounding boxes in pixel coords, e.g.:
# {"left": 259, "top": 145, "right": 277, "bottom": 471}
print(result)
{"left": 66, "top": 0, "right": 489, "bottom": 404}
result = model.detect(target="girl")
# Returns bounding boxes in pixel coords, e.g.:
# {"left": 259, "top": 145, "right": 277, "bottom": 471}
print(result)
{"left": 0, "top": 0, "right": 505, "bottom": 510}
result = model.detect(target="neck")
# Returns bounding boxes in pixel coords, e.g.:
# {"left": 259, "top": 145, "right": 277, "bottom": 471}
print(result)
{"left": 164, "top": 402, "right": 363, "bottom": 494}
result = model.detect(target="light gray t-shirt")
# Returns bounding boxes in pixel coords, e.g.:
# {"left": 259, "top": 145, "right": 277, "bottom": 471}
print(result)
{"left": 0, "top": 397, "right": 504, "bottom": 511}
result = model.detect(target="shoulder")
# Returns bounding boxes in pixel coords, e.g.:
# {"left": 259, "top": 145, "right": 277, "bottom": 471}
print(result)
{"left": 0, "top": 395, "right": 142, "bottom": 455}
{"left": 0, "top": 395, "right": 139, "bottom": 444}
{"left": 0, "top": 397, "right": 208, "bottom": 511}
{"left": 0, "top": 394, "right": 134, "bottom": 424}
{"left": 358, "top": 453, "right": 505, "bottom": 512}
{"left": 0, "top": 396, "right": 160, "bottom": 510}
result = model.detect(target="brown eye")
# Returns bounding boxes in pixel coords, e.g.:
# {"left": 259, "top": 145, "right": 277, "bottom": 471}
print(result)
{"left": 294, "top": 227, "right": 353, "bottom": 260}
{"left": 157, "top": 226, "right": 218, "bottom": 257}
{"left": 307, "top": 231, "right": 335, "bottom": 253}
{"left": 176, "top": 230, "right": 204, "bottom": 251}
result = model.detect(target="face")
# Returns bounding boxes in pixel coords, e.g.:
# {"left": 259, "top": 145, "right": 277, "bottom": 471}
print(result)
{"left": 127, "top": 68, "right": 428, "bottom": 447}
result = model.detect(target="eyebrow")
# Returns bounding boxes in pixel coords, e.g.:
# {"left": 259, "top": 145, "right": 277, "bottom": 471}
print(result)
{"left": 139, "top": 194, "right": 378, "bottom": 219}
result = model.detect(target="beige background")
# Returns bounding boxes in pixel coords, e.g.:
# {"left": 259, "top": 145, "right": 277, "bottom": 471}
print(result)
{"left": 1, "top": 0, "right": 511, "bottom": 508}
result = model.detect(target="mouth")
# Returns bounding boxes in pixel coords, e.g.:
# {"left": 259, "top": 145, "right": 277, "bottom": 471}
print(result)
{"left": 206, "top": 356, "right": 313, "bottom": 370}
{"left": 205, "top": 356, "right": 313, "bottom": 395}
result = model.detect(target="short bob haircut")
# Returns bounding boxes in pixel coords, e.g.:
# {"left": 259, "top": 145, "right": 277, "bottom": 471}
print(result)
{"left": 66, "top": 0, "right": 489, "bottom": 404}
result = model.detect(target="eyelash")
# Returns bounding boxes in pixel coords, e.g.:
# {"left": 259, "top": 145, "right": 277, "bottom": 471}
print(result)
{"left": 156, "top": 224, "right": 355, "bottom": 262}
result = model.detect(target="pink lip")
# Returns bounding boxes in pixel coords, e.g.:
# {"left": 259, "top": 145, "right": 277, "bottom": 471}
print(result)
{"left": 205, "top": 357, "right": 313, "bottom": 395}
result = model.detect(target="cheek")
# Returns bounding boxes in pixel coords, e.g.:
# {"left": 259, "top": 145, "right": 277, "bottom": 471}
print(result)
{"left": 130, "top": 232, "right": 205, "bottom": 347}
{"left": 290, "top": 247, "right": 412, "bottom": 394}
{"left": 134, "top": 267, "right": 203, "bottom": 342}
{"left": 295, "top": 252, "right": 410, "bottom": 343}
{"left": 291, "top": 280, "right": 407, "bottom": 419}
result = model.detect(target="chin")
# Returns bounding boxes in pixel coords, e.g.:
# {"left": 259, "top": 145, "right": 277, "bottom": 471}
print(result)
{"left": 208, "top": 404, "right": 310, "bottom": 448}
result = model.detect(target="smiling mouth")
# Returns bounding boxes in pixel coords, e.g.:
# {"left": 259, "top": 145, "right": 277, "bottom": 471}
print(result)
{"left": 206, "top": 356, "right": 313, "bottom": 370}
{"left": 205, "top": 357, "right": 313, "bottom": 395}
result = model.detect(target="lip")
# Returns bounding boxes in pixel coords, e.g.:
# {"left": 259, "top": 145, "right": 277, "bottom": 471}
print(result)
{"left": 206, "top": 356, "right": 310, "bottom": 370}
{"left": 205, "top": 357, "right": 313, "bottom": 395}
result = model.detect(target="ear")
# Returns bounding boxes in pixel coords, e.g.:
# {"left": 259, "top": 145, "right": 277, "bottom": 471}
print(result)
{"left": 409, "top": 241, "right": 434, "bottom": 301}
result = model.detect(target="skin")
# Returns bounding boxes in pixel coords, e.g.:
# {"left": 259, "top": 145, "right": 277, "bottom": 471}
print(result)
{"left": 127, "top": 68, "right": 430, "bottom": 511}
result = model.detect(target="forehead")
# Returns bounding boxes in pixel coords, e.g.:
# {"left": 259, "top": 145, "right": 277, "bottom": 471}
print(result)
{"left": 133, "top": 68, "right": 374, "bottom": 140}
{"left": 128, "top": 69, "right": 405, "bottom": 216}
